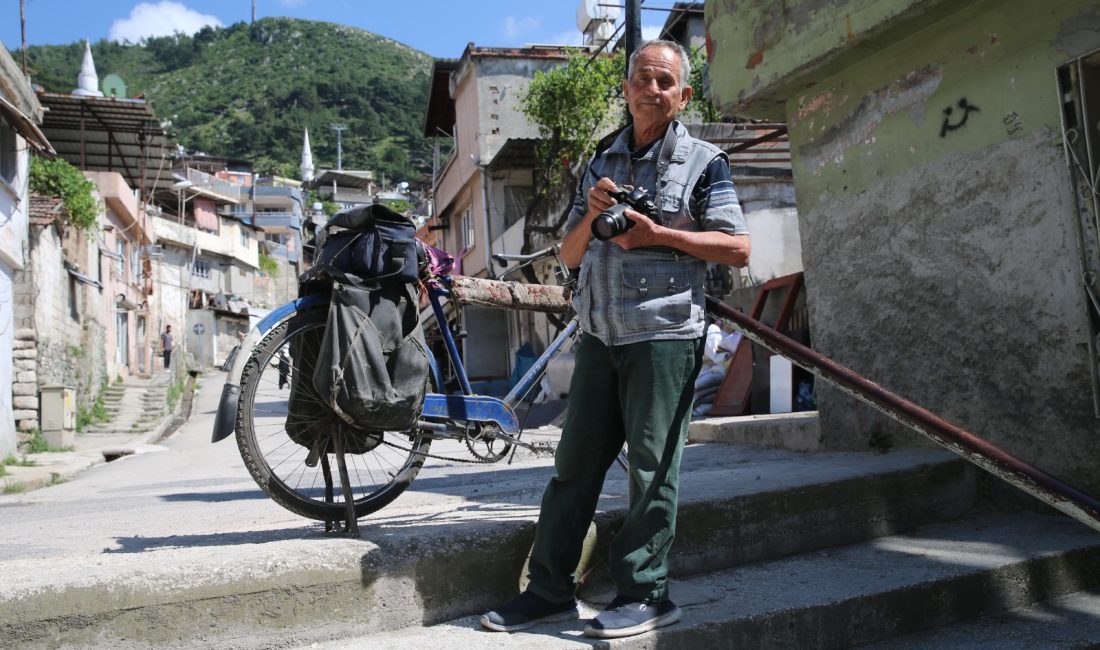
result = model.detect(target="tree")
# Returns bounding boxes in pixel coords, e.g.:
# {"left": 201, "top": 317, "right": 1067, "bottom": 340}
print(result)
{"left": 518, "top": 46, "right": 724, "bottom": 252}
{"left": 518, "top": 51, "right": 625, "bottom": 252}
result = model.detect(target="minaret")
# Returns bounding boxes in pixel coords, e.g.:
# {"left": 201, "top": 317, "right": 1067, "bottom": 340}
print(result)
{"left": 72, "top": 40, "right": 103, "bottom": 97}
{"left": 300, "top": 128, "right": 315, "bottom": 182}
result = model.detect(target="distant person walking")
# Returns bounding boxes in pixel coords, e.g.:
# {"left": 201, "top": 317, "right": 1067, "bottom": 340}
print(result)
{"left": 161, "top": 325, "right": 174, "bottom": 370}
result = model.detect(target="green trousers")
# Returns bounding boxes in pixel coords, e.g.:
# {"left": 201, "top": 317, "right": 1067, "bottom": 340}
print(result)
{"left": 526, "top": 332, "right": 704, "bottom": 603}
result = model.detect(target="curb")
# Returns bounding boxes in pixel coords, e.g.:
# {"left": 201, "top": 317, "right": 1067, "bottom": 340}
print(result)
{"left": 1, "top": 375, "right": 199, "bottom": 494}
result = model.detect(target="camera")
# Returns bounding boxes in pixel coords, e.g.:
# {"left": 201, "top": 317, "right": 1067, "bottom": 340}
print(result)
{"left": 591, "top": 186, "right": 658, "bottom": 241}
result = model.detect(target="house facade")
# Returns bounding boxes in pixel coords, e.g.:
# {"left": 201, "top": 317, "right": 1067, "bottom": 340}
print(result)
{"left": 0, "top": 42, "right": 51, "bottom": 454}
{"left": 423, "top": 45, "right": 579, "bottom": 392}
{"left": 706, "top": 0, "right": 1100, "bottom": 491}
{"left": 88, "top": 171, "right": 153, "bottom": 378}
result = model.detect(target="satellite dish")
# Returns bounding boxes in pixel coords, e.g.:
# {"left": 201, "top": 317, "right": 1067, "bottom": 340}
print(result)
{"left": 102, "top": 74, "right": 127, "bottom": 98}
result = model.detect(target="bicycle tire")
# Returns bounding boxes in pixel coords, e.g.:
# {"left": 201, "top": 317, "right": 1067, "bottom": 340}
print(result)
{"left": 235, "top": 306, "right": 431, "bottom": 521}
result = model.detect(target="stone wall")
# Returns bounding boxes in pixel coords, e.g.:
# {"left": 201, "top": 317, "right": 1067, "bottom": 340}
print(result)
{"left": 13, "top": 218, "right": 109, "bottom": 431}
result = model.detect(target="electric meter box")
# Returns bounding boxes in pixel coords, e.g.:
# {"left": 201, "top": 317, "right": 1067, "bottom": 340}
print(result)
{"left": 40, "top": 385, "right": 76, "bottom": 448}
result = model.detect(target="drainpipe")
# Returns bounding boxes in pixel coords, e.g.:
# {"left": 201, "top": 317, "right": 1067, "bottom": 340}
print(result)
{"left": 480, "top": 165, "right": 494, "bottom": 279}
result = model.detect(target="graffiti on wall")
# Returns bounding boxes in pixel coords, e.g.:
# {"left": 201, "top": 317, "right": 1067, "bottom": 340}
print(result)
{"left": 1003, "top": 111, "right": 1024, "bottom": 135}
{"left": 940, "top": 98, "right": 980, "bottom": 137}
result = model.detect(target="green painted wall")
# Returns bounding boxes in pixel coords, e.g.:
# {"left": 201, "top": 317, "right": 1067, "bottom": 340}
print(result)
{"left": 783, "top": 1, "right": 1096, "bottom": 213}
{"left": 706, "top": 0, "right": 1100, "bottom": 494}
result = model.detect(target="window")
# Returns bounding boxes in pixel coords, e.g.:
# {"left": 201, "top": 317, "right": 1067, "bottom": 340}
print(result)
{"left": 462, "top": 207, "right": 475, "bottom": 251}
{"left": 129, "top": 242, "right": 140, "bottom": 285}
{"left": 0, "top": 117, "right": 15, "bottom": 185}
{"left": 115, "top": 239, "right": 125, "bottom": 278}
{"left": 503, "top": 186, "right": 534, "bottom": 231}
{"left": 239, "top": 226, "right": 249, "bottom": 248}
{"left": 1058, "top": 49, "right": 1100, "bottom": 416}
{"left": 192, "top": 259, "right": 211, "bottom": 279}
{"left": 68, "top": 275, "right": 80, "bottom": 322}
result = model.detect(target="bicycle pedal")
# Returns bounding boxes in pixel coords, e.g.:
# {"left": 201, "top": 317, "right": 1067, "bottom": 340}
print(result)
{"left": 532, "top": 442, "right": 556, "bottom": 456}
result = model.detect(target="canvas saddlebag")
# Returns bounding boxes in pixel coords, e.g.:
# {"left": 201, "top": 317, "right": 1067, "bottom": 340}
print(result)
{"left": 289, "top": 204, "right": 429, "bottom": 450}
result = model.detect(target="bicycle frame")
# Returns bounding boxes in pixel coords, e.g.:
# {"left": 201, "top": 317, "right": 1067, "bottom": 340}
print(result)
{"left": 211, "top": 271, "right": 579, "bottom": 446}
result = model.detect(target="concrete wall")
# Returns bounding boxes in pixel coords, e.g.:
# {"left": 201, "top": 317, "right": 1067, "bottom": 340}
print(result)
{"left": 0, "top": 129, "right": 30, "bottom": 455}
{"left": 16, "top": 222, "right": 109, "bottom": 425}
{"left": 154, "top": 244, "right": 191, "bottom": 363}
{"left": 707, "top": 0, "right": 1100, "bottom": 491}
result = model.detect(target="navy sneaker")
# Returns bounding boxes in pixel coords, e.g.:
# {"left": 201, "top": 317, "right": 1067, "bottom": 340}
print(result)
{"left": 583, "top": 595, "right": 681, "bottom": 638}
{"left": 480, "top": 591, "right": 580, "bottom": 632}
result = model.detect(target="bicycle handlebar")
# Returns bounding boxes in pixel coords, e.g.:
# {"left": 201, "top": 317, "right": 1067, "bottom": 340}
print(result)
{"left": 491, "top": 244, "right": 560, "bottom": 267}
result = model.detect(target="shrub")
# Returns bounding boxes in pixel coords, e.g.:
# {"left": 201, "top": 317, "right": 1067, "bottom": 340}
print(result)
{"left": 29, "top": 157, "right": 99, "bottom": 232}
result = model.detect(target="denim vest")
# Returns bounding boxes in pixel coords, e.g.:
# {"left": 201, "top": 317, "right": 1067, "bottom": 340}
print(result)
{"left": 571, "top": 121, "right": 725, "bottom": 346}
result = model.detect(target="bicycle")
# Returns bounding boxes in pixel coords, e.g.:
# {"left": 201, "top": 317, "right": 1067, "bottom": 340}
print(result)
{"left": 210, "top": 242, "right": 601, "bottom": 534}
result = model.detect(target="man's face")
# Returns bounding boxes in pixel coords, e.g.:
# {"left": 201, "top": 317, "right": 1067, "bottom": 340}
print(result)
{"left": 623, "top": 45, "right": 692, "bottom": 131}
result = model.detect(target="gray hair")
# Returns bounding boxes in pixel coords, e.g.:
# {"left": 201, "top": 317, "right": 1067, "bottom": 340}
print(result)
{"left": 627, "top": 39, "right": 692, "bottom": 90}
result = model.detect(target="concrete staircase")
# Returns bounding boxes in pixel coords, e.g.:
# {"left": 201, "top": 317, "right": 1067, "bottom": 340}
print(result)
{"left": 6, "top": 416, "right": 1099, "bottom": 648}
{"left": 298, "top": 415, "right": 1100, "bottom": 649}
{"left": 84, "top": 375, "right": 171, "bottom": 436}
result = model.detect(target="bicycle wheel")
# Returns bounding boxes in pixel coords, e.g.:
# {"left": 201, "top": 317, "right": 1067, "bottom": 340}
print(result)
{"left": 236, "top": 306, "right": 431, "bottom": 521}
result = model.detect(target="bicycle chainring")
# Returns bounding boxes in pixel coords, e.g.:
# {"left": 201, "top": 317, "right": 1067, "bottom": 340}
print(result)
{"left": 464, "top": 423, "right": 513, "bottom": 462}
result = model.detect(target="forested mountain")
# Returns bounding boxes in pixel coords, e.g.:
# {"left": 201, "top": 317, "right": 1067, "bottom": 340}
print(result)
{"left": 16, "top": 17, "right": 434, "bottom": 182}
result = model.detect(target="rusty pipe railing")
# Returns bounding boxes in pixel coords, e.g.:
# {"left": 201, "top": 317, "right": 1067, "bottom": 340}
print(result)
{"left": 706, "top": 296, "right": 1100, "bottom": 534}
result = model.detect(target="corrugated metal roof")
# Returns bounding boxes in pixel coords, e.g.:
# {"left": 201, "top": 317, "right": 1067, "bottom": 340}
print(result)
{"left": 0, "top": 94, "right": 53, "bottom": 154}
{"left": 488, "top": 137, "right": 541, "bottom": 170}
{"left": 36, "top": 92, "right": 172, "bottom": 199}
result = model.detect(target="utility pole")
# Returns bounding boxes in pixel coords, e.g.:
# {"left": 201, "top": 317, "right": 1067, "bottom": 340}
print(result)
{"left": 624, "top": 0, "right": 642, "bottom": 66}
{"left": 330, "top": 123, "right": 348, "bottom": 171}
{"left": 20, "top": 0, "right": 27, "bottom": 75}
{"left": 624, "top": 0, "right": 642, "bottom": 125}
{"left": 251, "top": 0, "right": 256, "bottom": 24}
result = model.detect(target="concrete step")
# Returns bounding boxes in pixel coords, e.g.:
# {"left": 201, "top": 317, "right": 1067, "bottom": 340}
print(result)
{"left": 0, "top": 444, "right": 975, "bottom": 648}
{"left": 301, "top": 513, "right": 1100, "bottom": 650}
{"left": 689, "top": 411, "right": 821, "bottom": 451}
{"left": 858, "top": 589, "right": 1100, "bottom": 649}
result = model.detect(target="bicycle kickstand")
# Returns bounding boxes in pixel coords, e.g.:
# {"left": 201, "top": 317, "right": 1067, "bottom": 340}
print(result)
{"left": 332, "top": 429, "right": 360, "bottom": 538}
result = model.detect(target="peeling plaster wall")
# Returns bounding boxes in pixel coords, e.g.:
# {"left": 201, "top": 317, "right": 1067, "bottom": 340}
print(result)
{"left": 776, "top": 0, "right": 1100, "bottom": 492}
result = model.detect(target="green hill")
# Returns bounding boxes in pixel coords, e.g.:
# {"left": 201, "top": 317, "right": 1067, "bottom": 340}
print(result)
{"left": 16, "top": 17, "right": 434, "bottom": 183}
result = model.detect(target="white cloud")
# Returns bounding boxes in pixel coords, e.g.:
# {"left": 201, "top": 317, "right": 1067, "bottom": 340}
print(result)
{"left": 502, "top": 15, "right": 542, "bottom": 41}
{"left": 109, "top": 1, "right": 224, "bottom": 43}
{"left": 642, "top": 24, "right": 663, "bottom": 41}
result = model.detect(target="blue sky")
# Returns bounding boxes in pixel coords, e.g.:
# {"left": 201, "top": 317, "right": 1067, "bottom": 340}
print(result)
{"left": 2, "top": 0, "right": 671, "bottom": 57}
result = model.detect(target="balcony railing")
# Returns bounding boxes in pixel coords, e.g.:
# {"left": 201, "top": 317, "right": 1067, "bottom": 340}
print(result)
{"left": 253, "top": 212, "right": 301, "bottom": 230}
{"left": 186, "top": 168, "right": 243, "bottom": 202}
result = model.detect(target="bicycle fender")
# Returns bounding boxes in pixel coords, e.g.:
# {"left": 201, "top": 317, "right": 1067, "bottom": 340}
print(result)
{"left": 212, "top": 294, "right": 330, "bottom": 443}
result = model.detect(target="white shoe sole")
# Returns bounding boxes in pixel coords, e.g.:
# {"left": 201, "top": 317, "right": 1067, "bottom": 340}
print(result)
{"left": 480, "top": 607, "right": 580, "bottom": 633}
{"left": 583, "top": 607, "right": 682, "bottom": 639}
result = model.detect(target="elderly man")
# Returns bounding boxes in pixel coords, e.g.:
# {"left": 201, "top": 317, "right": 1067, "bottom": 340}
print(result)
{"left": 482, "top": 39, "right": 750, "bottom": 639}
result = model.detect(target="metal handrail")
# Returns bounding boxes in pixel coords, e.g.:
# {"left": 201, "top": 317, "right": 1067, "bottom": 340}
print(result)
{"left": 705, "top": 296, "right": 1100, "bottom": 534}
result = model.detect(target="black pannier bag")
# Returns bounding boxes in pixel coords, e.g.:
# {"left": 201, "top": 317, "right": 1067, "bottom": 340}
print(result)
{"left": 285, "top": 312, "right": 343, "bottom": 451}
{"left": 304, "top": 204, "right": 429, "bottom": 438}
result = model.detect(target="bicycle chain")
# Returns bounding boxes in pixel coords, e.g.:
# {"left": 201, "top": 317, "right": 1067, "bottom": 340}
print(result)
{"left": 369, "top": 428, "right": 553, "bottom": 464}
{"left": 371, "top": 432, "right": 503, "bottom": 464}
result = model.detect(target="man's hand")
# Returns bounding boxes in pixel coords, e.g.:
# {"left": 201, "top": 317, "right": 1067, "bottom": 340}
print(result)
{"left": 561, "top": 176, "right": 619, "bottom": 268}
{"left": 613, "top": 210, "right": 751, "bottom": 267}
{"left": 586, "top": 177, "right": 618, "bottom": 216}
{"left": 610, "top": 209, "right": 661, "bottom": 251}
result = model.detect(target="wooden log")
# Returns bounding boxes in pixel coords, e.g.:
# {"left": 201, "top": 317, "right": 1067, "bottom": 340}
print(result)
{"left": 448, "top": 275, "right": 573, "bottom": 313}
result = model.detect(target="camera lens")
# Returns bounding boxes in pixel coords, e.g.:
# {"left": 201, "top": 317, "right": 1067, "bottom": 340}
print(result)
{"left": 592, "top": 215, "right": 617, "bottom": 241}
